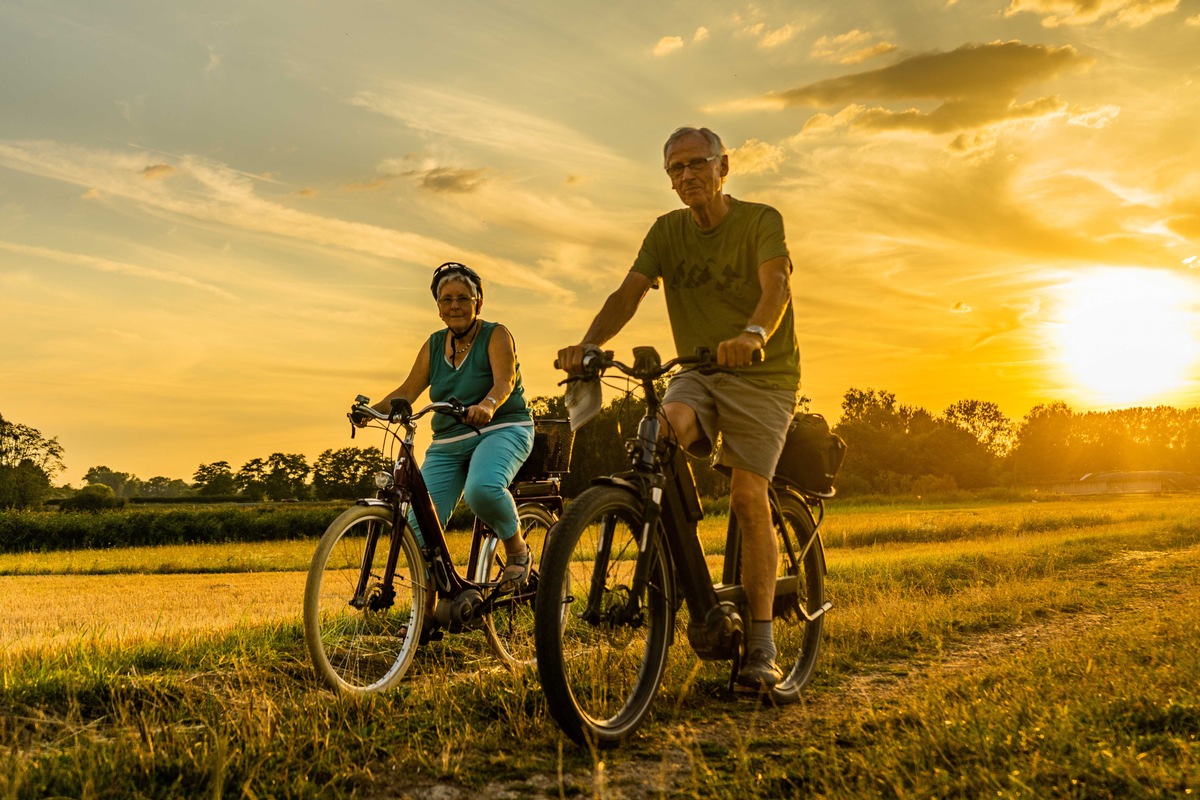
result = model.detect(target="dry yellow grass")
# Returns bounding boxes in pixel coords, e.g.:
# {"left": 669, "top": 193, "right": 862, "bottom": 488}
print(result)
{"left": 0, "top": 571, "right": 306, "bottom": 656}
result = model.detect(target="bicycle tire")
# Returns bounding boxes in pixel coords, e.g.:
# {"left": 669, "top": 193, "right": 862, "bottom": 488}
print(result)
{"left": 303, "top": 504, "right": 426, "bottom": 695}
{"left": 769, "top": 493, "right": 826, "bottom": 703}
{"left": 534, "top": 485, "right": 674, "bottom": 746}
{"left": 479, "top": 502, "right": 558, "bottom": 669}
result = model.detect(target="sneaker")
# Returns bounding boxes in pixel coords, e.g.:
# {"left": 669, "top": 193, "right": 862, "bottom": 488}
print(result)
{"left": 737, "top": 648, "right": 783, "bottom": 689}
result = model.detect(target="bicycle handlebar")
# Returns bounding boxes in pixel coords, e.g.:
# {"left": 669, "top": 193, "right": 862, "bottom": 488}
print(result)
{"left": 349, "top": 397, "right": 472, "bottom": 429}
{"left": 557, "top": 345, "right": 761, "bottom": 382}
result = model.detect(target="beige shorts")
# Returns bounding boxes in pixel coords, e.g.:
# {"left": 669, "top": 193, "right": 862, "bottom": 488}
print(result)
{"left": 662, "top": 370, "right": 797, "bottom": 480}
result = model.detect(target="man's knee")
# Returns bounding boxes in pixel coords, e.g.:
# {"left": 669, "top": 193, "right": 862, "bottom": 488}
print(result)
{"left": 729, "top": 470, "right": 769, "bottom": 521}
{"left": 663, "top": 402, "right": 704, "bottom": 452}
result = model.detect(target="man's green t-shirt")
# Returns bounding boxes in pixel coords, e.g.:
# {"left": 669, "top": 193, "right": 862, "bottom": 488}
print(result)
{"left": 630, "top": 196, "right": 801, "bottom": 391}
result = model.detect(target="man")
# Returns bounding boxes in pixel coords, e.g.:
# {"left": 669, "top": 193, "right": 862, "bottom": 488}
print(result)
{"left": 557, "top": 126, "right": 800, "bottom": 687}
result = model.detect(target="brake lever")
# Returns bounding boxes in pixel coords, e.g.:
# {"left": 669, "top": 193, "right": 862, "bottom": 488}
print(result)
{"left": 445, "top": 397, "right": 483, "bottom": 436}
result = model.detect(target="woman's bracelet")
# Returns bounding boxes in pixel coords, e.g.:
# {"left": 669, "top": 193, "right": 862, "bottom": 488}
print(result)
{"left": 482, "top": 396, "right": 499, "bottom": 408}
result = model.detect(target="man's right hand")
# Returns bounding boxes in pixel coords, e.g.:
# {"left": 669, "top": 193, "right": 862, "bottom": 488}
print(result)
{"left": 556, "top": 344, "right": 594, "bottom": 375}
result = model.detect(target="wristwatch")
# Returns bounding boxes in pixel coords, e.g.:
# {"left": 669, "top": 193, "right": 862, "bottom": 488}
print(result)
{"left": 743, "top": 325, "right": 768, "bottom": 346}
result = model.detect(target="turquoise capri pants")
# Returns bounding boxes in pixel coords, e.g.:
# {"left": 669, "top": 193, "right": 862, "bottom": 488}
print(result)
{"left": 407, "top": 422, "right": 535, "bottom": 545}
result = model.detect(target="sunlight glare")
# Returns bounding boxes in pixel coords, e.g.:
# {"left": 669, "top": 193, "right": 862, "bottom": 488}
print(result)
{"left": 1050, "top": 268, "right": 1200, "bottom": 406}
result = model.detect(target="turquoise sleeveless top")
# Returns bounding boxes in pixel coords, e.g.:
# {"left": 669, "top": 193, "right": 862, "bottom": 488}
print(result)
{"left": 427, "top": 320, "right": 532, "bottom": 441}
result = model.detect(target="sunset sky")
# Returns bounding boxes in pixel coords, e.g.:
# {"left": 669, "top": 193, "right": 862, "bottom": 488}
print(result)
{"left": 3, "top": 0, "right": 1199, "bottom": 485}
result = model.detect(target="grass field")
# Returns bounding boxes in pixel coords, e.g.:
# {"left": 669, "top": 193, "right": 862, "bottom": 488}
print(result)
{"left": 1, "top": 493, "right": 1198, "bottom": 798}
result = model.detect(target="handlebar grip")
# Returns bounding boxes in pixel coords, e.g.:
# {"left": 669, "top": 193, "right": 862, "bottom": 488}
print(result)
{"left": 389, "top": 397, "right": 413, "bottom": 422}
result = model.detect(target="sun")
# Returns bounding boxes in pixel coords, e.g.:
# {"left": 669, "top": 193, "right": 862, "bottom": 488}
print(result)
{"left": 1050, "top": 267, "right": 1200, "bottom": 407}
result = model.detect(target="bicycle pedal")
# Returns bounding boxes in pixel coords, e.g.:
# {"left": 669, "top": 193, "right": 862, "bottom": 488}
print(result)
{"left": 419, "top": 627, "right": 444, "bottom": 644}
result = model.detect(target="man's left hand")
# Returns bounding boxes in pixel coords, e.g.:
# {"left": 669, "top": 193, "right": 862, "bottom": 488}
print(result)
{"left": 717, "top": 332, "right": 764, "bottom": 368}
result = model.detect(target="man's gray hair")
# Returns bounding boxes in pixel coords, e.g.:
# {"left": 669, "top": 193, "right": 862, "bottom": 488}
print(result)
{"left": 663, "top": 127, "right": 725, "bottom": 165}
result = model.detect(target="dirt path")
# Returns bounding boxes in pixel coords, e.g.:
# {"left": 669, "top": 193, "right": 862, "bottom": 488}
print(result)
{"left": 381, "top": 548, "right": 1187, "bottom": 800}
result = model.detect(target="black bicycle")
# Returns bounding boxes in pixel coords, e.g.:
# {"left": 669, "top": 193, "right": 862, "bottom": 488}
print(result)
{"left": 533, "top": 347, "right": 831, "bottom": 745}
{"left": 304, "top": 396, "right": 571, "bottom": 695}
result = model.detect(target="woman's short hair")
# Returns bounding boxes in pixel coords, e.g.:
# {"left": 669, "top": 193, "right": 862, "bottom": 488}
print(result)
{"left": 435, "top": 273, "right": 478, "bottom": 299}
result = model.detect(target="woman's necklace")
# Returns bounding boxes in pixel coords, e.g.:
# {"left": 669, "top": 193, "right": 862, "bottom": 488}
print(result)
{"left": 449, "top": 320, "right": 480, "bottom": 366}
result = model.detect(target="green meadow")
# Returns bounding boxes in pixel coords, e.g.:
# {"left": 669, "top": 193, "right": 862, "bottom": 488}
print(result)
{"left": 1, "top": 493, "right": 1197, "bottom": 798}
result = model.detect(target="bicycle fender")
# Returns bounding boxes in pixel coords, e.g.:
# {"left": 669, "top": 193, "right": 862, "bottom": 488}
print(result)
{"left": 590, "top": 475, "right": 642, "bottom": 495}
{"left": 355, "top": 498, "right": 391, "bottom": 508}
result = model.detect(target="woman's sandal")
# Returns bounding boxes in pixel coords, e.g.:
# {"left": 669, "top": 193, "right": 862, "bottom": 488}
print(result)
{"left": 497, "top": 546, "right": 532, "bottom": 594}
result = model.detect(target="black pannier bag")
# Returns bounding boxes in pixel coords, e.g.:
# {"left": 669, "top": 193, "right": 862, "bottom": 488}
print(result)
{"left": 513, "top": 419, "right": 575, "bottom": 482}
{"left": 773, "top": 413, "right": 847, "bottom": 497}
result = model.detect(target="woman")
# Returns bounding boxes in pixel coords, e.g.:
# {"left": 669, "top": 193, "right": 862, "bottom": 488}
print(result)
{"left": 370, "top": 262, "right": 535, "bottom": 591}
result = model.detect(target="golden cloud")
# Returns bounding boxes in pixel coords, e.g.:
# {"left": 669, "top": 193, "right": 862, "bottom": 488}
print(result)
{"left": 810, "top": 29, "right": 898, "bottom": 65}
{"left": 141, "top": 164, "right": 175, "bottom": 181}
{"left": 763, "top": 41, "right": 1092, "bottom": 138}
{"left": 1005, "top": 0, "right": 1179, "bottom": 28}
{"left": 653, "top": 36, "right": 684, "bottom": 57}
{"left": 728, "top": 139, "right": 786, "bottom": 174}
{"left": 777, "top": 41, "right": 1088, "bottom": 106}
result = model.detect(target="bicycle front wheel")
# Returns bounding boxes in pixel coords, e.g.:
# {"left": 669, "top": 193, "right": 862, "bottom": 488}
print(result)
{"left": 479, "top": 502, "right": 558, "bottom": 669}
{"left": 534, "top": 485, "right": 674, "bottom": 746}
{"left": 303, "top": 504, "right": 426, "bottom": 695}
{"left": 770, "top": 493, "right": 827, "bottom": 703}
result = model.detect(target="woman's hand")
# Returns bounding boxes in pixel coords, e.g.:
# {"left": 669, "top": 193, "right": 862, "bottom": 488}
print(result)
{"left": 465, "top": 399, "right": 496, "bottom": 427}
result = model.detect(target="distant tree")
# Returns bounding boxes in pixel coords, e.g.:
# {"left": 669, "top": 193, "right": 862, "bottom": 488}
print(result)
{"left": 236, "top": 458, "right": 269, "bottom": 501}
{"left": 193, "top": 461, "right": 238, "bottom": 496}
{"left": 0, "top": 414, "right": 64, "bottom": 509}
{"left": 1009, "top": 402, "right": 1075, "bottom": 480}
{"left": 59, "top": 483, "right": 124, "bottom": 512}
{"left": 312, "top": 447, "right": 389, "bottom": 500}
{"left": 942, "top": 399, "right": 1016, "bottom": 458}
{"left": 264, "top": 453, "right": 310, "bottom": 500}
{"left": 840, "top": 388, "right": 902, "bottom": 429}
{"left": 138, "top": 476, "right": 193, "bottom": 498}
{"left": 0, "top": 459, "right": 52, "bottom": 510}
{"left": 84, "top": 465, "right": 141, "bottom": 498}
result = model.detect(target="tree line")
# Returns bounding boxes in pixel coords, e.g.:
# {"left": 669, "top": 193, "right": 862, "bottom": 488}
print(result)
{"left": 5, "top": 390, "right": 1200, "bottom": 511}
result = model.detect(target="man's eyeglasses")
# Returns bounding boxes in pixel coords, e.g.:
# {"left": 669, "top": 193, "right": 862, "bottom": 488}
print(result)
{"left": 665, "top": 155, "right": 721, "bottom": 179}
{"left": 437, "top": 295, "right": 476, "bottom": 308}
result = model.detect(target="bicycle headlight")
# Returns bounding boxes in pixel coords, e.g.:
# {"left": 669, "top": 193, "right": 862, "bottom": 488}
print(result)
{"left": 374, "top": 471, "right": 394, "bottom": 490}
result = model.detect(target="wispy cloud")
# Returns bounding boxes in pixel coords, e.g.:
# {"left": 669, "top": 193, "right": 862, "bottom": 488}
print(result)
{"left": 0, "top": 239, "right": 238, "bottom": 299}
{"left": 141, "top": 163, "right": 175, "bottom": 180}
{"left": 0, "top": 140, "right": 564, "bottom": 298}
{"left": 376, "top": 156, "right": 489, "bottom": 194}
{"left": 349, "top": 85, "right": 627, "bottom": 177}
{"left": 1005, "top": 0, "right": 1180, "bottom": 28}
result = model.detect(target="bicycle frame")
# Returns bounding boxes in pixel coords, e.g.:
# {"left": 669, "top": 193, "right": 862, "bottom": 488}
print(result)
{"left": 584, "top": 346, "right": 824, "bottom": 660}
{"left": 350, "top": 411, "right": 540, "bottom": 631}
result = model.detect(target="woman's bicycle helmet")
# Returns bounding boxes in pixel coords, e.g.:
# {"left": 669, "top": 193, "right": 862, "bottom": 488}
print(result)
{"left": 430, "top": 262, "right": 483, "bottom": 300}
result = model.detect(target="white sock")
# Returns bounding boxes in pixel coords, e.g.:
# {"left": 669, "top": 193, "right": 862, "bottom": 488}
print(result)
{"left": 747, "top": 619, "right": 776, "bottom": 659}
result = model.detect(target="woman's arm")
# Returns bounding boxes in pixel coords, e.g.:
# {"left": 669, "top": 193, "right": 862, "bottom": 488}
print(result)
{"left": 370, "top": 339, "right": 432, "bottom": 416}
{"left": 466, "top": 324, "right": 518, "bottom": 427}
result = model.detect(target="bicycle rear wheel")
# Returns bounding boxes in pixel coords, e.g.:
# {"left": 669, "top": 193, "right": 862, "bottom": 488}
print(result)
{"left": 769, "top": 493, "right": 826, "bottom": 703}
{"left": 534, "top": 485, "right": 674, "bottom": 746}
{"left": 304, "top": 504, "right": 426, "bottom": 695}
{"left": 479, "top": 502, "right": 558, "bottom": 669}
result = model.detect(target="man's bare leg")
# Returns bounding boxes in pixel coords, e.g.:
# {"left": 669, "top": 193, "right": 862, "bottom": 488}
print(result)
{"left": 731, "top": 468, "right": 782, "bottom": 686}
